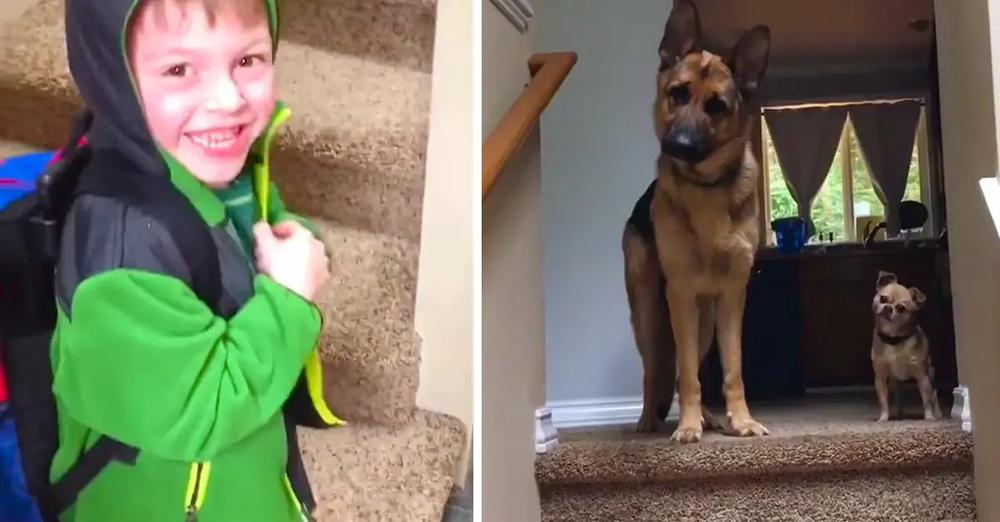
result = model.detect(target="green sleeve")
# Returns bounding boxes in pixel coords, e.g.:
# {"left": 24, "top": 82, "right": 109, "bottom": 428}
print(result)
{"left": 53, "top": 270, "right": 321, "bottom": 462}
{"left": 266, "top": 181, "right": 322, "bottom": 237}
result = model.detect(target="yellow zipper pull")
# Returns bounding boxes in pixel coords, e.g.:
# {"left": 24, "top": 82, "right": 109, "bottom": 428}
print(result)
{"left": 184, "top": 462, "right": 211, "bottom": 521}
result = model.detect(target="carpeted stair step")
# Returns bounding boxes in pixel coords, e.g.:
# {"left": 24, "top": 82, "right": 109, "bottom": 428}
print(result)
{"left": 541, "top": 469, "right": 976, "bottom": 522}
{"left": 0, "top": 0, "right": 431, "bottom": 241}
{"left": 0, "top": 139, "right": 38, "bottom": 158}
{"left": 0, "top": 0, "right": 106, "bottom": 149}
{"left": 311, "top": 218, "right": 421, "bottom": 425}
{"left": 281, "top": 0, "right": 437, "bottom": 73}
{"left": 299, "top": 408, "right": 466, "bottom": 522}
{"left": 536, "top": 420, "right": 972, "bottom": 486}
{"left": 269, "top": 41, "right": 430, "bottom": 242}
{"left": 537, "top": 414, "right": 975, "bottom": 521}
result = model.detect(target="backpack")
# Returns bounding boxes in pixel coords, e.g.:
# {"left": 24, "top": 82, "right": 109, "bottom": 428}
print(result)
{"left": 0, "top": 337, "right": 45, "bottom": 522}
{"left": 0, "top": 111, "right": 222, "bottom": 521}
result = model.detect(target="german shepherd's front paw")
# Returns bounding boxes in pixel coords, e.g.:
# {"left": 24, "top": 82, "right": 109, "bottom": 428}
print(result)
{"left": 728, "top": 416, "right": 769, "bottom": 437}
{"left": 671, "top": 422, "right": 703, "bottom": 443}
{"left": 636, "top": 412, "right": 669, "bottom": 433}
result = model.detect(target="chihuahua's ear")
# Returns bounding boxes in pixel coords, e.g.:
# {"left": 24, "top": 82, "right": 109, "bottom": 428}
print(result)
{"left": 876, "top": 271, "right": 897, "bottom": 289}
{"left": 659, "top": 0, "right": 702, "bottom": 69}
{"left": 909, "top": 287, "right": 927, "bottom": 308}
{"left": 728, "top": 25, "right": 770, "bottom": 99}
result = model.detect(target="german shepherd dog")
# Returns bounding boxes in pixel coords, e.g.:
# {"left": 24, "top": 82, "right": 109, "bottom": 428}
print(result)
{"left": 623, "top": 0, "right": 771, "bottom": 443}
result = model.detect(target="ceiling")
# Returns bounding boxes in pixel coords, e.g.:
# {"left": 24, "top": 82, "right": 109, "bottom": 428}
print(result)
{"left": 690, "top": 0, "right": 934, "bottom": 72}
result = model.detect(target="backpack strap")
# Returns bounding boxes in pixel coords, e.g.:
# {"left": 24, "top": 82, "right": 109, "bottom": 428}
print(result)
{"left": 72, "top": 148, "right": 222, "bottom": 312}
{"left": 283, "top": 410, "right": 317, "bottom": 517}
{"left": 43, "top": 148, "right": 222, "bottom": 519}
{"left": 45, "top": 437, "right": 139, "bottom": 518}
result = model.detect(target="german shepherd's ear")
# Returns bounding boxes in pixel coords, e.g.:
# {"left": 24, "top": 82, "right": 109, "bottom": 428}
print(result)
{"left": 659, "top": 0, "right": 702, "bottom": 70}
{"left": 728, "top": 25, "right": 770, "bottom": 99}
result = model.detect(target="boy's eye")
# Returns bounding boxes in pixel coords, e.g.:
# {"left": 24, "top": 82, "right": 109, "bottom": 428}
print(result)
{"left": 239, "top": 54, "right": 268, "bottom": 68}
{"left": 164, "top": 64, "right": 189, "bottom": 77}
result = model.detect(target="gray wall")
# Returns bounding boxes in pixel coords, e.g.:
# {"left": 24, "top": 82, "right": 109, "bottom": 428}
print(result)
{"left": 536, "top": 0, "right": 670, "bottom": 402}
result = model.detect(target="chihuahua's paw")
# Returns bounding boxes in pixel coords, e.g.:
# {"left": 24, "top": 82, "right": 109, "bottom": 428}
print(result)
{"left": 729, "top": 416, "right": 769, "bottom": 437}
{"left": 636, "top": 412, "right": 669, "bottom": 433}
{"left": 876, "top": 413, "right": 889, "bottom": 422}
{"left": 924, "top": 411, "right": 941, "bottom": 421}
{"left": 671, "top": 423, "right": 703, "bottom": 443}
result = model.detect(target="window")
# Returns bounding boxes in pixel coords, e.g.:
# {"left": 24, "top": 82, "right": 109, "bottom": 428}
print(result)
{"left": 765, "top": 124, "right": 796, "bottom": 223}
{"left": 762, "top": 105, "right": 929, "bottom": 243}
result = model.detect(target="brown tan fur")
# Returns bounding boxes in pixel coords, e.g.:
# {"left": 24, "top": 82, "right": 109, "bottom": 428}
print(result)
{"left": 623, "top": 0, "right": 770, "bottom": 443}
{"left": 870, "top": 271, "right": 942, "bottom": 422}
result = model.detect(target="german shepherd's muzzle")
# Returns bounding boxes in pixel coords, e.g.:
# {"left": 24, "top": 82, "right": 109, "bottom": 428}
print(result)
{"left": 623, "top": 0, "right": 770, "bottom": 443}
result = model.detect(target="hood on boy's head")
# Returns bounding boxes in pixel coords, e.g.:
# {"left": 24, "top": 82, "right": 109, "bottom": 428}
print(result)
{"left": 64, "top": 0, "right": 279, "bottom": 175}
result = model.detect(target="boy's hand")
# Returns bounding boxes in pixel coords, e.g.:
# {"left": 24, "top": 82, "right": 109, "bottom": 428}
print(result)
{"left": 253, "top": 221, "right": 330, "bottom": 302}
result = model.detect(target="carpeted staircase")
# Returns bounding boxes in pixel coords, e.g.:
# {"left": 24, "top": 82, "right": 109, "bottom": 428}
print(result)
{"left": 0, "top": 0, "right": 467, "bottom": 520}
{"left": 537, "top": 393, "right": 976, "bottom": 521}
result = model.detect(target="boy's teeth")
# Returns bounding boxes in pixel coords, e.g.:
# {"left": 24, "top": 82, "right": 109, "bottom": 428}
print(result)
{"left": 189, "top": 127, "right": 240, "bottom": 149}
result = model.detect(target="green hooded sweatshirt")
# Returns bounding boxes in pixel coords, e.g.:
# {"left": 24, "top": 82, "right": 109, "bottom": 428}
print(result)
{"left": 50, "top": 1, "right": 343, "bottom": 520}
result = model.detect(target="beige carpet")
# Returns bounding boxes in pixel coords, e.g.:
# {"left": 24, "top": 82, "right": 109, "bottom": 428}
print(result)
{"left": 300, "top": 410, "right": 466, "bottom": 522}
{"left": 0, "top": 0, "right": 465, "bottom": 519}
{"left": 0, "top": 139, "right": 37, "bottom": 158}
{"left": 538, "top": 392, "right": 976, "bottom": 521}
{"left": 541, "top": 470, "right": 976, "bottom": 522}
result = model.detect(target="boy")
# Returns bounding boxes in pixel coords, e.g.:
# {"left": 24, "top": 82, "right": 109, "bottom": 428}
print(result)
{"left": 51, "top": 0, "right": 341, "bottom": 520}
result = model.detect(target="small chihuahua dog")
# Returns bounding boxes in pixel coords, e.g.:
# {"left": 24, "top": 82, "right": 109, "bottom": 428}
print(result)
{"left": 870, "top": 271, "right": 942, "bottom": 422}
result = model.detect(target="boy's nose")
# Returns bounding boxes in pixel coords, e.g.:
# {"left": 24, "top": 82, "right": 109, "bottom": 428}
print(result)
{"left": 205, "top": 77, "right": 247, "bottom": 112}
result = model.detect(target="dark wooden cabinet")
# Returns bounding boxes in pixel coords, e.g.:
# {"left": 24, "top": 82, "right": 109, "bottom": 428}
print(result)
{"left": 702, "top": 241, "right": 957, "bottom": 404}
{"left": 702, "top": 255, "right": 805, "bottom": 405}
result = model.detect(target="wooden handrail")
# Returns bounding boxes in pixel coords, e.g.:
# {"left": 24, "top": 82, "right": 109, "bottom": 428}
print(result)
{"left": 483, "top": 51, "right": 578, "bottom": 200}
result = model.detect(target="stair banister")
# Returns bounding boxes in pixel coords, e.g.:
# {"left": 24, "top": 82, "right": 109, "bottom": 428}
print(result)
{"left": 482, "top": 51, "right": 577, "bottom": 200}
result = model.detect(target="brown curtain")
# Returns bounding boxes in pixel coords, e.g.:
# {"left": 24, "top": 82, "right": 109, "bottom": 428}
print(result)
{"left": 848, "top": 101, "right": 922, "bottom": 236}
{"left": 764, "top": 107, "right": 848, "bottom": 229}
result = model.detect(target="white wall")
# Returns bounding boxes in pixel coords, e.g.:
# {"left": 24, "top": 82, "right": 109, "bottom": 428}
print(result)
{"left": 535, "top": 0, "right": 670, "bottom": 402}
{"left": 935, "top": 0, "right": 1000, "bottom": 519}
{"left": 415, "top": 0, "right": 473, "bottom": 484}
{"left": 482, "top": 1, "right": 544, "bottom": 521}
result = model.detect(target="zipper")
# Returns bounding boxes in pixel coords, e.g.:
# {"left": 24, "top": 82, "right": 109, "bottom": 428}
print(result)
{"left": 184, "top": 462, "right": 212, "bottom": 521}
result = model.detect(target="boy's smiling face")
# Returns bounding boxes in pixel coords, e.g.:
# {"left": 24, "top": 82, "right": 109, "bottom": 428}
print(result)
{"left": 128, "top": 0, "right": 275, "bottom": 187}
